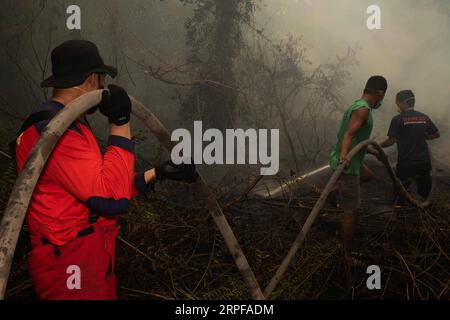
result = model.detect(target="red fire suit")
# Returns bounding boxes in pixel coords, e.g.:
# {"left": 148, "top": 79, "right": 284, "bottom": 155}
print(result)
{"left": 15, "top": 100, "right": 148, "bottom": 300}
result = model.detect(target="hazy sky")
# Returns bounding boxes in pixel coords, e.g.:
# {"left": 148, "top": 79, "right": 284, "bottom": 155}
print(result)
{"left": 257, "top": 0, "right": 450, "bottom": 143}
{"left": 1, "top": 0, "right": 448, "bottom": 163}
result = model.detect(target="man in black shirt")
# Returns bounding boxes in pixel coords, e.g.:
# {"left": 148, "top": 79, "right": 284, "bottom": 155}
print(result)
{"left": 380, "top": 90, "right": 440, "bottom": 205}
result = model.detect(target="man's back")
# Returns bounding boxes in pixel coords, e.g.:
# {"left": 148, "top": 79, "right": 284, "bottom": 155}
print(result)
{"left": 388, "top": 109, "right": 438, "bottom": 165}
{"left": 329, "top": 99, "right": 373, "bottom": 175}
{"left": 15, "top": 100, "right": 136, "bottom": 246}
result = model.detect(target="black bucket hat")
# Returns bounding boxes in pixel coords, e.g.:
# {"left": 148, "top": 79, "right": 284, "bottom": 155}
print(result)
{"left": 41, "top": 40, "right": 117, "bottom": 88}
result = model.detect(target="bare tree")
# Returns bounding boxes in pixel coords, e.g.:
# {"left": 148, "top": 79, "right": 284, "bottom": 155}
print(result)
{"left": 236, "top": 35, "right": 358, "bottom": 172}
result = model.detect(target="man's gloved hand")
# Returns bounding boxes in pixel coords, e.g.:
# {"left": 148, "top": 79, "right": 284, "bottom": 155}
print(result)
{"left": 155, "top": 161, "right": 198, "bottom": 183}
{"left": 99, "top": 84, "right": 131, "bottom": 126}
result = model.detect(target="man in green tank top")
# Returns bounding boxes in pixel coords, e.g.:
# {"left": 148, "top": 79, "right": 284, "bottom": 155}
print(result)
{"left": 330, "top": 75, "right": 388, "bottom": 277}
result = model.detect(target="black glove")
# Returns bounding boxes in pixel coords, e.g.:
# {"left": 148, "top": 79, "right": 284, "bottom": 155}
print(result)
{"left": 99, "top": 84, "right": 131, "bottom": 125}
{"left": 155, "top": 161, "right": 198, "bottom": 183}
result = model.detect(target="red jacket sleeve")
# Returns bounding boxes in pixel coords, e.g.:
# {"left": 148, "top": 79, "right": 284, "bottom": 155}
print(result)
{"left": 46, "top": 125, "right": 136, "bottom": 215}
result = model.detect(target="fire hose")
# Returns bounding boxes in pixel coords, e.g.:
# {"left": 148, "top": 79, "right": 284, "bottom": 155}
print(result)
{"left": 263, "top": 139, "right": 435, "bottom": 298}
{"left": 0, "top": 90, "right": 437, "bottom": 300}
{"left": 0, "top": 90, "right": 265, "bottom": 300}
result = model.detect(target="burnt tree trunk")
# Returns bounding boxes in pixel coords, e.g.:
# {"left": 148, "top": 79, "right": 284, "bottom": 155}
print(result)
{"left": 206, "top": 0, "right": 239, "bottom": 130}
{"left": 186, "top": 0, "right": 244, "bottom": 131}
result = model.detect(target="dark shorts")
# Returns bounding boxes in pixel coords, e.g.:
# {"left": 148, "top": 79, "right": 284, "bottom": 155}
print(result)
{"left": 337, "top": 174, "right": 361, "bottom": 213}
{"left": 396, "top": 161, "right": 431, "bottom": 178}
{"left": 396, "top": 161, "right": 432, "bottom": 200}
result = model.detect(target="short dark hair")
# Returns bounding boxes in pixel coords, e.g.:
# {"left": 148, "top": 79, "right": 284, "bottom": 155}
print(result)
{"left": 364, "top": 75, "right": 388, "bottom": 94}
{"left": 396, "top": 90, "right": 415, "bottom": 108}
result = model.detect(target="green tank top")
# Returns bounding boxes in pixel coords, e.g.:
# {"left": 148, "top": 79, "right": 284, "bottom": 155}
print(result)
{"left": 329, "top": 99, "right": 373, "bottom": 175}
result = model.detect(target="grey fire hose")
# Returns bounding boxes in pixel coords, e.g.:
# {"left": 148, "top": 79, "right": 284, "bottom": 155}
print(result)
{"left": 263, "top": 140, "right": 433, "bottom": 298}
{"left": 0, "top": 90, "right": 265, "bottom": 300}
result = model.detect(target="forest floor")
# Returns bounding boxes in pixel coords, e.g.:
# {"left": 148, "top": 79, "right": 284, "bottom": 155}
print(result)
{"left": 2, "top": 154, "right": 450, "bottom": 300}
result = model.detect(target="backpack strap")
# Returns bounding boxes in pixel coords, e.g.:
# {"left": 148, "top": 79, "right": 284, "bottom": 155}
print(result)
{"left": 9, "top": 110, "right": 59, "bottom": 159}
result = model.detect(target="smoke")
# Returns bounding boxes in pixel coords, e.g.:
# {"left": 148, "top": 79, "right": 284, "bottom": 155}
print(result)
{"left": 258, "top": 0, "right": 450, "bottom": 162}
{"left": 1, "top": 0, "right": 448, "bottom": 166}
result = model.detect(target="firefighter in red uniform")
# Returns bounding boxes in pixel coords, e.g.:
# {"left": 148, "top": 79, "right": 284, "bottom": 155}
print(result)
{"left": 13, "top": 40, "right": 197, "bottom": 300}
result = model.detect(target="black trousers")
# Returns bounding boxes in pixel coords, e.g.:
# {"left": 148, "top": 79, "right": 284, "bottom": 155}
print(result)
{"left": 394, "top": 162, "right": 432, "bottom": 202}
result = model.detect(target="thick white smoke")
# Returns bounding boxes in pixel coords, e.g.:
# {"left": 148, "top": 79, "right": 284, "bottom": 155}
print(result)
{"left": 258, "top": 0, "right": 450, "bottom": 164}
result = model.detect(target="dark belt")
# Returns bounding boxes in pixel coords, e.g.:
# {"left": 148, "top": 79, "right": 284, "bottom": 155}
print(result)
{"left": 40, "top": 225, "right": 95, "bottom": 257}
